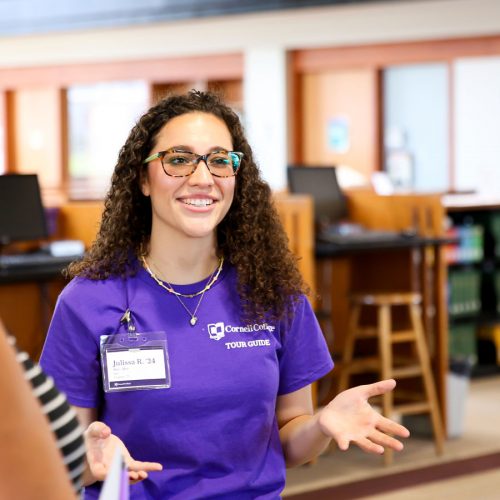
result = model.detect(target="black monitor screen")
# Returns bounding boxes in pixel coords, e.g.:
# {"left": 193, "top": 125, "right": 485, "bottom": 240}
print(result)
{"left": 287, "top": 166, "right": 348, "bottom": 228}
{"left": 0, "top": 174, "right": 48, "bottom": 244}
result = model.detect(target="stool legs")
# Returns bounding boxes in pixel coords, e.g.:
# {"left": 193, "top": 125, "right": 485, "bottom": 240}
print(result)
{"left": 339, "top": 295, "right": 445, "bottom": 465}
{"left": 409, "top": 303, "right": 445, "bottom": 456}
{"left": 338, "top": 304, "right": 361, "bottom": 394}
{"left": 378, "top": 304, "right": 394, "bottom": 465}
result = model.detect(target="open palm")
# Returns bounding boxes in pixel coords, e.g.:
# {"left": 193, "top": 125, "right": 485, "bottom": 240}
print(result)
{"left": 84, "top": 421, "right": 163, "bottom": 484}
{"left": 318, "top": 379, "right": 410, "bottom": 454}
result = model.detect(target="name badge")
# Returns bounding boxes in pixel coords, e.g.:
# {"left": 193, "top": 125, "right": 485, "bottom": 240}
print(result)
{"left": 100, "top": 331, "right": 171, "bottom": 392}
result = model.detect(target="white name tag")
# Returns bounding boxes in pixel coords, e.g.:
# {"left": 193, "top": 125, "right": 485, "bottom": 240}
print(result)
{"left": 100, "top": 332, "right": 171, "bottom": 392}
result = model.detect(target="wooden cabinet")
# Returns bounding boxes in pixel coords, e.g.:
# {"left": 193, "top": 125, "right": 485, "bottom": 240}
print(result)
{"left": 0, "top": 202, "right": 104, "bottom": 360}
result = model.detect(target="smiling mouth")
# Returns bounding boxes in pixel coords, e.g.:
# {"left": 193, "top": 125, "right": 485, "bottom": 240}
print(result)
{"left": 181, "top": 198, "right": 214, "bottom": 207}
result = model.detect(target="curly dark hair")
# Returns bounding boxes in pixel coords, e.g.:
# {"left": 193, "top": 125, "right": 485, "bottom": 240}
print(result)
{"left": 68, "top": 90, "right": 306, "bottom": 321}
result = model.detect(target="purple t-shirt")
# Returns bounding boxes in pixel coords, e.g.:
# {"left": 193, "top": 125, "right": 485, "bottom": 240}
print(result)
{"left": 40, "top": 263, "right": 333, "bottom": 499}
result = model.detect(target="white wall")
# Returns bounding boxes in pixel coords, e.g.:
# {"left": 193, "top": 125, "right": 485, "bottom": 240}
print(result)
{"left": 244, "top": 48, "right": 288, "bottom": 190}
{"left": 454, "top": 56, "right": 500, "bottom": 194}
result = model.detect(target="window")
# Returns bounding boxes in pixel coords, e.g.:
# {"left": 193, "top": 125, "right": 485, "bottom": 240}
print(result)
{"left": 67, "top": 81, "right": 149, "bottom": 199}
{"left": 383, "top": 63, "right": 449, "bottom": 192}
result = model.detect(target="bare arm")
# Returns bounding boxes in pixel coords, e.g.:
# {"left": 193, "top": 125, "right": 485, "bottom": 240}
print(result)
{"left": 277, "top": 380, "right": 410, "bottom": 467}
{"left": 72, "top": 405, "right": 163, "bottom": 486}
{"left": 73, "top": 406, "right": 99, "bottom": 486}
{"left": 73, "top": 405, "right": 96, "bottom": 430}
{"left": 277, "top": 385, "right": 331, "bottom": 467}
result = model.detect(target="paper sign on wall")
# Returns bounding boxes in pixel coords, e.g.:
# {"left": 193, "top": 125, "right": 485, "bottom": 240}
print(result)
{"left": 327, "top": 117, "right": 350, "bottom": 153}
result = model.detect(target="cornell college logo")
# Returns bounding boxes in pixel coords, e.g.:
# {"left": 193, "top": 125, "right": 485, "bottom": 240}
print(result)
{"left": 207, "top": 321, "right": 276, "bottom": 341}
{"left": 207, "top": 322, "right": 225, "bottom": 341}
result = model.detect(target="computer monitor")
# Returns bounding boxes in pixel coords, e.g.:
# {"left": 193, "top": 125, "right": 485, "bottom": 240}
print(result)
{"left": 287, "top": 166, "right": 348, "bottom": 229}
{"left": 0, "top": 174, "right": 48, "bottom": 245}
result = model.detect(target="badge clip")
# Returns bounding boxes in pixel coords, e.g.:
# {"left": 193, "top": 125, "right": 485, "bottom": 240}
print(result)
{"left": 120, "top": 309, "right": 138, "bottom": 338}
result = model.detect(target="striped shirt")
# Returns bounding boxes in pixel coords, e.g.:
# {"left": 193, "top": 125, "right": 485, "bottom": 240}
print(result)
{"left": 9, "top": 337, "right": 86, "bottom": 493}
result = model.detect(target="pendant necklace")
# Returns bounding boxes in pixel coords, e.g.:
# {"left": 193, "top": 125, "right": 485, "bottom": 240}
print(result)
{"left": 173, "top": 284, "right": 208, "bottom": 326}
{"left": 141, "top": 255, "right": 224, "bottom": 326}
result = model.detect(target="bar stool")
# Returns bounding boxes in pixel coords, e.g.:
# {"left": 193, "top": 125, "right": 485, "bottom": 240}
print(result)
{"left": 338, "top": 292, "right": 445, "bottom": 465}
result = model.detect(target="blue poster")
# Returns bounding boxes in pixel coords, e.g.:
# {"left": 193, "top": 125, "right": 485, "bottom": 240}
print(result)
{"left": 327, "top": 117, "right": 350, "bottom": 153}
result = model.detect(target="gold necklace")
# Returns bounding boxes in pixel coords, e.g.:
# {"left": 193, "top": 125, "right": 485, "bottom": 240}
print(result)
{"left": 141, "top": 255, "right": 224, "bottom": 298}
{"left": 141, "top": 255, "right": 224, "bottom": 326}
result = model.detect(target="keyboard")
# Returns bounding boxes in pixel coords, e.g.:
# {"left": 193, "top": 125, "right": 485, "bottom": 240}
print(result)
{"left": 0, "top": 251, "right": 83, "bottom": 270}
{"left": 318, "top": 229, "right": 405, "bottom": 245}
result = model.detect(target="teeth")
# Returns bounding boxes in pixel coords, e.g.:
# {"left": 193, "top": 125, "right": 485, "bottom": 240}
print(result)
{"left": 182, "top": 198, "right": 213, "bottom": 207}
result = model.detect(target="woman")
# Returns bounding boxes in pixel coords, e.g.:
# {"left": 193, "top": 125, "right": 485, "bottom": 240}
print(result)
{"left": 41, "top": 90, "right": 408, "bottom": 499}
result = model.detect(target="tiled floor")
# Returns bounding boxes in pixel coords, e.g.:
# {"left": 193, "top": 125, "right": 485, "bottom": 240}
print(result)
{"left": 283, "top": 375, "right": 500, "bottom": 498}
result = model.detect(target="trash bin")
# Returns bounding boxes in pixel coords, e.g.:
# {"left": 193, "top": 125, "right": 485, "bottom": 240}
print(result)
{"left": 446, "top": 357, "right": 473, "bottom": 438}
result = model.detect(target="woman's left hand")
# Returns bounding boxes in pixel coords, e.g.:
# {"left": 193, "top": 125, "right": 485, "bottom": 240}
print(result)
{"left": 318, "top": 379, "right": 410, "bottom": 454}
{"left": 84, "top": 421, "right": 163, "bottom": 485}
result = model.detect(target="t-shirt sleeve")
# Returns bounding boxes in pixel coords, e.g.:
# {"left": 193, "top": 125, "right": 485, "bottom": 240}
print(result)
{"left": 277, "top": 295, "right": 334, "bottom": 395}
{"left": 40, "top": 280, "right": 103, "bottom": 408}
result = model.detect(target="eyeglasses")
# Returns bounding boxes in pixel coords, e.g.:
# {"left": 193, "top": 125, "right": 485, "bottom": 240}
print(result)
{"left": 143, "top": 148, "right": 244, "bottom": 178}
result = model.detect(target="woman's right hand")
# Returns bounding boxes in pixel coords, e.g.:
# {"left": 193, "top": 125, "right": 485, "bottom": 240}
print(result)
{"left": 83, "top": 421, "right": 163, "bottom": 485}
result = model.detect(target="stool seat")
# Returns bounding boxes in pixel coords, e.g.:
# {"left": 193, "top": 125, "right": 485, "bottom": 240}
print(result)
{"left": 339, "top": 291, "right": 445, "bottom": 465}
{"left": 350, "top": 292, "right": 422, "bottom": 306}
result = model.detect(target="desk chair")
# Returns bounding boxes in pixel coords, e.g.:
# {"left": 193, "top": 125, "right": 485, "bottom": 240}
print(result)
{"left": 338, "top": 291, "right": 445, "bottom": 465}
